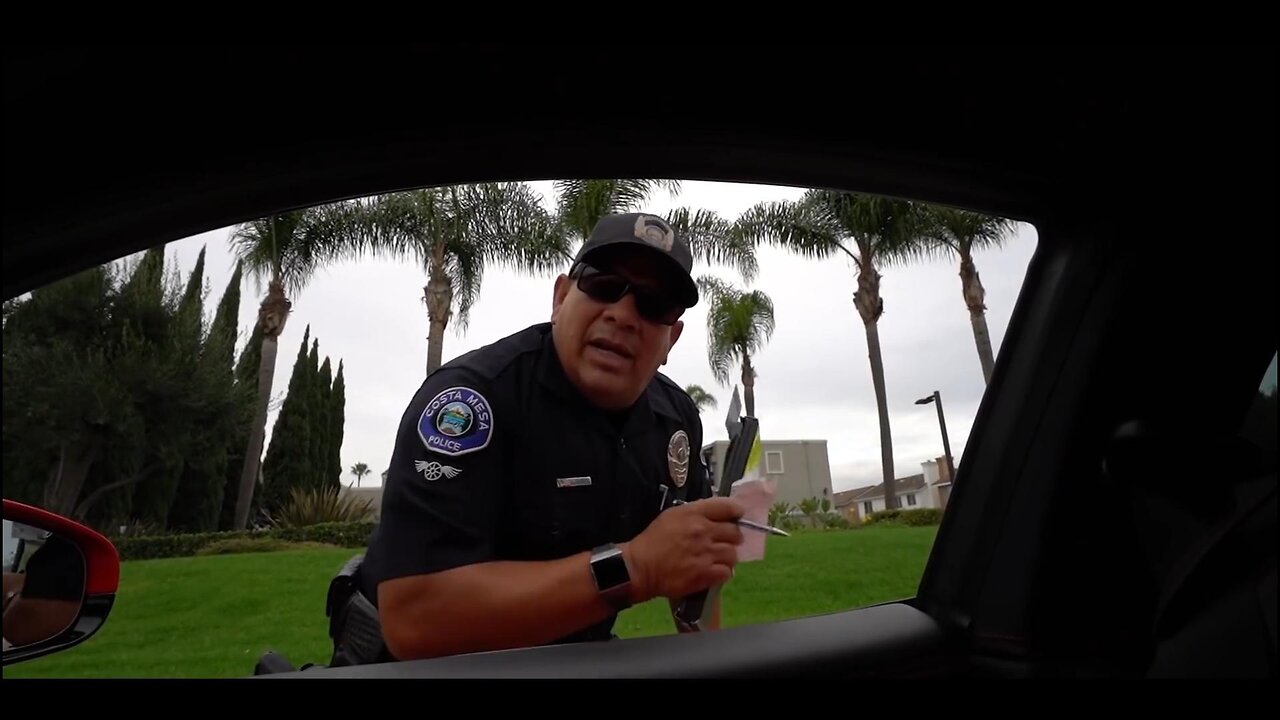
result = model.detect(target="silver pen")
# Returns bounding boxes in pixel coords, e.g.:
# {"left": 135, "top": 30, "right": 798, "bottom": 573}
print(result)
{"left": 670, "top": 497, "right": 791, "bottom": 537}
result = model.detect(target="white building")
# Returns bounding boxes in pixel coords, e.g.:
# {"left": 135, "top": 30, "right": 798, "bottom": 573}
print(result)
{"left": 833, "top": 456, "right": 954, "bottom": 520}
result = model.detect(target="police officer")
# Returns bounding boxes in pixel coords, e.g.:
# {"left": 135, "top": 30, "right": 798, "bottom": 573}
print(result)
{"left": 361, "top": 211, "right": 746, "bottom": 661}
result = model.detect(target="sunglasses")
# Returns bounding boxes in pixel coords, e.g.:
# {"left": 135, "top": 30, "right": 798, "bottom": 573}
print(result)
{"left": 571, "top": 262, "right": 685, "bottom": 326}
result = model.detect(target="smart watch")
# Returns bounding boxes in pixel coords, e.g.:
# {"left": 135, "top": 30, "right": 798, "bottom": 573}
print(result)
{"left": 589, "top": 543, "right": 632, "bottom": 611}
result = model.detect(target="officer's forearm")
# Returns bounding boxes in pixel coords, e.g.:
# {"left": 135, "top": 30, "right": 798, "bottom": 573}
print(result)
{"left": 377, "top": 545, "right": 645, "bottom": 660}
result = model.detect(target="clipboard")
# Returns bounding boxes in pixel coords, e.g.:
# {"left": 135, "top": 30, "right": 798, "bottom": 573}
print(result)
{"left": 671, "top": 416, "right": 759, "bottom": 631}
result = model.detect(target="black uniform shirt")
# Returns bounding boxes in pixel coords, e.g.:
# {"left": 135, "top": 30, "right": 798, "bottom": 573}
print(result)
{"left": 361, "top": 322, "right": 710, "bottom": 644}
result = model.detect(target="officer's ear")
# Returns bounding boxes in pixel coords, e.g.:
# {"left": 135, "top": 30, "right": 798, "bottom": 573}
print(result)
{"left": 551, "top": 274, "right": 571, "bottom": 322}
{"left": 662, "top": 320, "right": 685, "bottom": 365}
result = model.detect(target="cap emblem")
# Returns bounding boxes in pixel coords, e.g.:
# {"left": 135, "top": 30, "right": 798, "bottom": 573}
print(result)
{"left": 634, "top": 215, "right": 675, "bottom": 252}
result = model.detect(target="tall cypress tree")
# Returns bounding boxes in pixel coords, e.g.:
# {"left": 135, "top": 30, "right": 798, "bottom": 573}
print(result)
{"left": 314, "top": 356, "right": 334, "bottom": 490}
{"left": 328, "top": 360, "right": 346, "bottom": 490}
{"left": 262, "top": 326, "right": 312, "bottom": 513}
{"left": 172, "top": 257, "right": 241, "bottom": 532}
{"left": 305, "top": 339, "right": 321, "bottom": 488}
{"left": 157, "top": 249, "right": 208, "bottom": 530}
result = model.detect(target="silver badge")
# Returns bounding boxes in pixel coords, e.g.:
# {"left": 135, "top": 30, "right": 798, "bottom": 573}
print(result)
{"left": 667, "top": 430, "right": 690, "bottom": 488}
{"left": 415, "top": 460, "right": 461, "bottom": 482}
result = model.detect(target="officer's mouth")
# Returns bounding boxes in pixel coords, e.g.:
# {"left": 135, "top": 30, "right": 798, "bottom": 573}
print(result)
{"left": 585, "top": 338, "right": 635, "bottom": 364}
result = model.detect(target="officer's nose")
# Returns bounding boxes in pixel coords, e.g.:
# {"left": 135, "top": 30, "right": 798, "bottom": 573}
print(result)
{"left": 601, "top": 290, "right": 642, "bottom": 331}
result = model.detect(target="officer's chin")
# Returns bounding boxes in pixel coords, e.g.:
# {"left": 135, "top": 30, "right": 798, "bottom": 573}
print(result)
{"left": 577, "top": 369, "right": 644, "bottom": 411}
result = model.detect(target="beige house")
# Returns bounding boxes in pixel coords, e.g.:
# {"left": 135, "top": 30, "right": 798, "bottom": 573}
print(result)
{"left": 833, "top": 456, "right": 953, "bottom": 522}
{"left": 700, "top": 439, "right": 833, "bottom": 507}
{"left": 340, "top": 484, "right": 385, "bottom": 520}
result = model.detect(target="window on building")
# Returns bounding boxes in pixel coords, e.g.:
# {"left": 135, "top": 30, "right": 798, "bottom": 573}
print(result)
{"left": 905, "top": 494, "right": 917, "bottom": 507}
{"left": 863, "top": 501, "right": 874, "bottom": 516}
{"left": 765, "top": 451, "right": 784, "bottom": 474}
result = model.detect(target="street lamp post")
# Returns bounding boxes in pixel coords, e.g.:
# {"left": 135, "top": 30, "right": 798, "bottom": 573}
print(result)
{"left": 915, "top": 391, "right": 956, "bottom": 484}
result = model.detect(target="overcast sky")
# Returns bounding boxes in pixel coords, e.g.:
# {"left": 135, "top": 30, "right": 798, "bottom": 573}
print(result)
{"left": 155, "top": 181, "right": 1038, "bottom": 493}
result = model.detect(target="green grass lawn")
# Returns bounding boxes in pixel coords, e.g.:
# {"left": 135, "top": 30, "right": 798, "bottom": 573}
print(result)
{"left": 5, "top": 525, "right": 937, "bottom": 678}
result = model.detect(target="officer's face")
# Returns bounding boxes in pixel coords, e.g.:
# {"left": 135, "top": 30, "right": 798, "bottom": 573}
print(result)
{"left": 550, "top": 248, "right": 686, "bottom": 410}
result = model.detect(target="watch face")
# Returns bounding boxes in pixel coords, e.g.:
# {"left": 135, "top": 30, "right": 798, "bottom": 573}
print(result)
{"left": 591, "top": 546, "right": 630, "bottom": 591}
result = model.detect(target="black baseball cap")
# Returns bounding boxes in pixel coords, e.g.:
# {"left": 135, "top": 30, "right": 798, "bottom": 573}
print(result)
{"left": 572, "top": 212, "right": 699, "bottom": 308}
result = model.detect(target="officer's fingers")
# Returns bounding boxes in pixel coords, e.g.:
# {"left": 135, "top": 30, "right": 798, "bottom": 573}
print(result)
{"left": 711, "top": 542, "right": 740, "bottom": 568}
{"left": 705, "top": 562, "right": 733, "bottom": 586}
{"left": 709, "top": 521, "right": 744, "bottom": 545}
{"left": 697, "top": 497, "right": 745, "bottom": 522}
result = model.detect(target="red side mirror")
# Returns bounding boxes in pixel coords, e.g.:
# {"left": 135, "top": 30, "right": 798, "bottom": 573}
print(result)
{"left": 3, "top": 499, "right": 120, "bottom": 666}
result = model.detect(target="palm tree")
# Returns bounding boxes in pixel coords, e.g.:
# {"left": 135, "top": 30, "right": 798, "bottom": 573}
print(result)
{"left": 684, "top": 384, "right": 717, "bottom": 413}
{"left": 552, "top": 180, "right": 759, "bottom": 283}
{"left": 230, "top": 202, "right": 377, "bottom": 530}
{"left": 554, "top": 179, "right": 683, "bottom": 244}
{"left": 363, "top": 183, "right": 567, "bottom": 375}
{"left": 735, "top": 191, "right": 932, "bottom": 510}
{"left": 697, "top": 277, "right": 775, "bottom": 418}
{"left": 350, "top": 462, "right": 371, "bottom": 488}
{"left": 923, "top": 207, "right": 1017, "bottom": 384}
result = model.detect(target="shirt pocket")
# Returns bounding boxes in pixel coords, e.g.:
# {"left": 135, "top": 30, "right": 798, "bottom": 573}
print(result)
{"left": 512, "top": 474, "right": 605, "bottom": 559}
{"left": 548, "top": 479, "right": 605, "bottom": 554}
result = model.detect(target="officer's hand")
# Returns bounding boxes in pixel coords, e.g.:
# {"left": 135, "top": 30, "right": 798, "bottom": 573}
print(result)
{"left": 624, "top": 497, "right": 745, "bottom": 603}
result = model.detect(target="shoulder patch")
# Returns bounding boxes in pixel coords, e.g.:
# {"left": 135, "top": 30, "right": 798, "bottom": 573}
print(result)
{"left": 418, "top": 386, "right": 494, "bottom": 457}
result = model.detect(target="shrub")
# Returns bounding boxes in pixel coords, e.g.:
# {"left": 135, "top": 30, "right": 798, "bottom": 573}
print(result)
{"left": 197, "top": 538, "right": 340, "bottom": 556}
{"left": 273, "top": 521, "right": 375, "bottom": 548}
{"left": 899, "top": 508, "right": 943, "bottom": 526}
{"left": 865, "top": 508, "right": 901, "bottom": 525}
{"left": 768, "top": 502, "right": 793, "bottom": 527}
{"left": 779, "top": 515, "right": 804, "bottom": 532}
{"left": 114, "top": 521, "right": 376, "bottom": 560}
{"left": 270, "top": 486, "right": 375, "bottom": 528}
{"left": 197, "top": 537, "right": 292, "bottom": 555}
{"left": 115, "top": 531, "right": 250, "bottom": 561}
{"left": 798, "top": 497, "right": 821, "bottom": 518}
{"left": 820, "top": 513, "right": 852, "bottom": 530}
{"left": 864, "top": 508, "right": 942, "bottom": 527}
